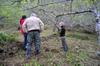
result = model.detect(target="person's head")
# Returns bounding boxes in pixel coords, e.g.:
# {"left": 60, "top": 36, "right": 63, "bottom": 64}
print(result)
{"left": 59, "top": 21, "right": 65, "bottom": 27}
{"left": 61, "top": 25, "right": 65, "bottom": 29}
{"left": 30, "top": 13, "right": 37, "bottom": 17}
{"left": 22, "top": 15, "right": 27, "bottom": 19}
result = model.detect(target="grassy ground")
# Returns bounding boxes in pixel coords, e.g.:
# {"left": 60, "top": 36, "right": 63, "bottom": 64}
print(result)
{"left": 0, "top": 28, "right": 100, "bottom": 66}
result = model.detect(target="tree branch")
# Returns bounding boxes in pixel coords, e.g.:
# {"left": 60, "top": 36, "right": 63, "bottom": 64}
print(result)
{"left": 11, "top": 0, "right": 21, "bottom": 5}
{"left": 56, "top": 10, "right": 93, "bottom": 18}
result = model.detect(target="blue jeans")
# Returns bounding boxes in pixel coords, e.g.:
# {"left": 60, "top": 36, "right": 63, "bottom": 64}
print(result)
{"left": 60, "top": 36, "right": 68, "bottom": 52}
{"left": 23, "top": 33, "right": 27, "bottom": 49}
{"left": 26, "top": 31, "right": 41, "bottom": 58}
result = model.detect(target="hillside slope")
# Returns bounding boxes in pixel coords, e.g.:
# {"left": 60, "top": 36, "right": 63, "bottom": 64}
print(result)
{"left": 0, "top": 30, "right": 100, "bottom": 66}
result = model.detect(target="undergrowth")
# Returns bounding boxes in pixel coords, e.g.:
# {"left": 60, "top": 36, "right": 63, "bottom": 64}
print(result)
{"left": 0, "top": 32, "right": 17, "bottom": 44}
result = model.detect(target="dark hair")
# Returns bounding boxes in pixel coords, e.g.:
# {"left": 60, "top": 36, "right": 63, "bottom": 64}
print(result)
{"left": 61, "top": 26, "right": 65, "bottom": 29}
{"left": 22, "top": 15, "right": 27, "bottom": 19}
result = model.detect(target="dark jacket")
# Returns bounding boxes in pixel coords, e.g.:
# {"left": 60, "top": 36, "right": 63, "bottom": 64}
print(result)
{"left": 59, "top": 26, "right": 66, "bottom": 37}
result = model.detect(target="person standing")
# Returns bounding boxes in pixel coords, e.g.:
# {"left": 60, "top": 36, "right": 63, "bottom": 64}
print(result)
{"left": 19, "top": 15, "right": 27, "bottom": 50}
{"left": 22, "top": 13, "right": 44, "bottom": 59}
{"left": 95, "top": 13, "right": 100, "bottom": 46}
{"left": 95, "top": 15, "right": 100, "bottom": 56}
{"left": 59, "top": 22, "right": 68, "bottom": 54}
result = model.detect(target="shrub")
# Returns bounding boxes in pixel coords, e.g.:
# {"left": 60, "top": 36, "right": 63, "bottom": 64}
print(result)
{"left": 0, "top": 32, "right": 17, "bottom": 44}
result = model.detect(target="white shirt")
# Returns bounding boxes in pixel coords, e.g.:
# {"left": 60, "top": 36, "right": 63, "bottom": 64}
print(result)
{"left": 22, "top": 16, "right": 44, "bottom": 32}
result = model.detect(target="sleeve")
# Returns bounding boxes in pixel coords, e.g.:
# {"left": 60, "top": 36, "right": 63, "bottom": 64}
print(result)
{"left": 22, "top": 20, "right": 28, "bottom": 33}
{"left": 39, "top": 19, "right": 44, "bottom": 31}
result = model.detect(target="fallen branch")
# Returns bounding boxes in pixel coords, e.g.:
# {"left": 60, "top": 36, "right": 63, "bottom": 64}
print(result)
{"left": 56, "top": 10, "right": 93, "bottom": 18}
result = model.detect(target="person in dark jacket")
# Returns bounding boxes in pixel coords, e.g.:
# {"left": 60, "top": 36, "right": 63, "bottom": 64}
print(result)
{"left": 59, "top": 23, "right": 68, "bottom": 54}
{"left": 59, "top": 22, "right": 68, "bottom": 55}
{"left": 60, "top": 26, "right": 66, "bottom": 37}
{"left": 95, "top": 13, "right": 100, "bottom": 57}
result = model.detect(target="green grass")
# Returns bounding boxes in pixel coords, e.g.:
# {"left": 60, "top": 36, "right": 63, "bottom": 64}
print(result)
{"left": 23, "top": 59, "right": 41, "bottom": 66}
{"left": 0, "top": 29, "right": 98, "bottom": 66}
{"left": 67, "top": 33, "right": 89, "bottom": 40}
{"left": 66, "top": 31, "right": 97, "bottom": 41}
{"left": 0, "top": 32, "right": 17, "bottom": 44}
{"left": 66, "top": 49, "right": 89, "bottom": 66}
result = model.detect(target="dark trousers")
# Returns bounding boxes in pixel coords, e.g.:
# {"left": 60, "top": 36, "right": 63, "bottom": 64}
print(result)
{"left": 26, "top": 30, "right": 41, "bottom": 59}
{"left": 23, "top": 33, "right": 27, "bottom": 49}
{"left": 60, "top": 36, "right": 68, "bottom": 52}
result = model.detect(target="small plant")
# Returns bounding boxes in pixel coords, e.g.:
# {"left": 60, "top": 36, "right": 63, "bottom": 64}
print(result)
{"left": 0, "top": 32, "right": 17, "bottom": 44}
{"left": 23, "top": 59, "right": 41, "bottom": 66}
{"left": 66, "top": 50, "right": 88, "bottom": 66}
